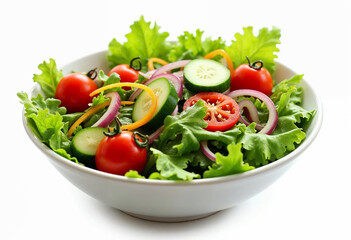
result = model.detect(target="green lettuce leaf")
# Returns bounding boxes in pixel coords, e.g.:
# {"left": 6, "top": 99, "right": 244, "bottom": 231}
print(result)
{"left": 97, "top": 70, "right": 132, "bottom": 100}
{"left": 168, "top": 29, "right": 226, "bottom": 61}
{"left": 89, "top": 92, "right": 109, "bottom": 108}
{"left": 125, "top": 170, "right": 145, "bottom": 179}
{"left": 204, "top": 143, "right": 254, "bottom": 178}
{"left": 237, "top": 123, "right": 305, "bottom": 166}
{"left": 225, "top": 26, "right": 281, "bottom": 74}
{"left": 18, "top": 92, "right": 79, "bottom": 163}
{"left": 108, "top": 16, "right": 170, "bottom": 69}
{"left": 18, "top": 91, "right": 66, "bottom": 116}
{"left": 149, "top": 148, "right": 201, "bottom": 181}
{"left": 271, "top": 74, "right": 314, "bottom": 129}
{"left": 33, "top": 58, "right": 63, "bottom": 98}
{"left": 233, "top": 74, "right": 313, "bottom": 166}
{"left": 155, "top": 101, "right": 242, "bottom": 156}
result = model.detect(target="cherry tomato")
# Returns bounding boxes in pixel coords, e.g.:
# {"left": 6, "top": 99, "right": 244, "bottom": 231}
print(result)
{"left": 108, "top": 57, "right": 141, "bottom": 90}
{"left": 183, "top": 92, "right": 240, "bottom": 132}
{"left": 55, "top": 73, "right": 97, "bottom": 113}
{"left": 95, "top": 129, "right": 148, "bottom": 176}
{"left": 230, "top": 57, "right": 273, "bottom": 96}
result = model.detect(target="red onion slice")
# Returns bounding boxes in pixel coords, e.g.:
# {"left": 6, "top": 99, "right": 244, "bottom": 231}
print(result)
{"left": 200, "top": 140, "right": 216, "bottom": 162}
{"left": 128, "top": 73, "right": 183, "bottom": 101}
{"left": 227, "top": 89, "right": 278, "bottom": 135}
{"left": 151, "top": 60, "right": 190, "bottom": 78}
{"left": 148, "top": 126, "right": 164, "bottom": 144}
{"left": 238, "top": 99, "right": 264, "bottom": 130}
{"left": 172, "top": 70, "right": 184, "bottom": 83}
{"left": 138, "top": 72, "right": 151, "bottom": 79}
{"left": 92, "top": 92, "right": 121, "bottom": 128}
{"left": 148, "top": 105, "right": 178, "bottom": 144}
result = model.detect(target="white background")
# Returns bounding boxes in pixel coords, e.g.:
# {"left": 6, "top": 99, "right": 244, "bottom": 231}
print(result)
{"left": 1, "top": 0, "right": 350, "bottom": 239}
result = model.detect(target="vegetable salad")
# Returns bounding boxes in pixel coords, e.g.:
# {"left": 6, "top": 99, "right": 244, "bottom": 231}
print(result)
{"left": 18, "top": 16, "right": 315, "bottom": 181}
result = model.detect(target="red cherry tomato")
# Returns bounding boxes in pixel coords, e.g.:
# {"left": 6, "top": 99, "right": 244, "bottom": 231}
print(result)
{"left": 108, "top": 57, "right": 141, "bottom": 90}
{"left": 230, "top": 57, "right": 273, "bottom": 96}
{"left": 55, "top": 73, "right": 97, "bottom": 113}
{"left": 183, "top": 92, "right": 240, "bottom": 132}
{"left": 95, "top": 130, "right": 147, "bottom": 176}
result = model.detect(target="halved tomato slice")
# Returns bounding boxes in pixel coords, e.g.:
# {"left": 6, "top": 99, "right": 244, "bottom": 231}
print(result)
{"left": 183, "top": 92, "right": 240, "bottom": 132}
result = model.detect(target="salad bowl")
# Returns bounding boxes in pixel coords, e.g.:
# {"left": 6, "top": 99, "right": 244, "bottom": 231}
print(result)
{"left": 22, "top": 50, "right": 322, "bottom": 222}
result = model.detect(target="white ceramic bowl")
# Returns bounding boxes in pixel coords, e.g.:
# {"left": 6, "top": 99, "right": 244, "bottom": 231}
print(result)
{"left": 23, "top": 51, "right": 323, "bottom": 222}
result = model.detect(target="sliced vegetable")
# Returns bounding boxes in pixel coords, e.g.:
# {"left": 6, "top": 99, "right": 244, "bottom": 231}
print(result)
{"left": 200, "top": 140, "right": 216, "bottom": 161}
{"left": 128, "top": 73, "right": 182, "bottom": 101}
{"left": 90, "top": 82, "right": 158, "bottom": 131}
{"left": 204, "top": 49, "right": 235, "bottom": 79}
{"left": 183, "top": 92, "right": 240, "bottom": 132}
{"left": 71, "top": 127, "right": 106, "bottom": 168}
{"left": 91, "top": 92, "right": 121, "bottom": 128}
{"left": 238, "top": 99, "right": 264, "bottom": 130}
{"left": 139, "top": 69, "right": 156, "bottom": 79}
{"left": 148, "top": 105, "right": 178, "bottom": 144}
{"left": 121, "top": 101, "right": 135, "bottom": 105}
{"left": 147, "top": 57, "right": 169, "bottom": 71}
{"left": 227, "top": 89, "right": 278, "bottom": 134}
{"left": 67, "top": 101, "right": 111, "bottom": 137}
{"left": 151, "top": 60, "right": 190, "bottom": 78}
{"left": 132, "top": 77, "right": 178, "bottom": 130}
{"left": 183, "top": 59, "right": 230, "bottom": 93}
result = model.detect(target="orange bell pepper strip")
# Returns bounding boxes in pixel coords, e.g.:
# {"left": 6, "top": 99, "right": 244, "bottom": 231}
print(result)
{"left": 204, "top": 49, "right": 235, "bottom": 78}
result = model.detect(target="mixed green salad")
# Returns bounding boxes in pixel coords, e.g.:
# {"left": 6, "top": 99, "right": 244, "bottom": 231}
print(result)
{"left": 18, "top": 16, "right": 314, "bottom": 181}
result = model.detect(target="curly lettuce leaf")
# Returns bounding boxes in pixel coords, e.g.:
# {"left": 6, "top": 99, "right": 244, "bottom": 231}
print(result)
{"left": 125, "top": 170, "right": 145, "bottom": 179}
{"left": 18, "top": 92, "right": 79, "bottom": 163}
{"left": 272, "top": 74, "right": 314, "bottom": 129}
{"left": 149, "top": 148, "right": 200, "bottom": 181}
{"left": 155, "top": 101, "right": 242, "bottom": 156}
{"left": 204, "top": 143, "right": 254, "bottom": 178}
{"left": 18, "top": 91, "right": 66, "bottom": 116}
{"left": 108, "top": 16, "right": 170, "bottom": 69}
{"left": 97, "top": 70, "right": 132, "bottom": 100}
{"left": 234, "top": 74, "right": 313, "bottom": 166}
{"left": 237, "top": 123, "right": 306, "bottom": 166}
{"left": 89, "top": 92, "right": 109, "bottom": 108}
{"left": 168, "top": 29, "right": 226, "bottom": 61}
{"left": 33, "top": 58, "right": 63, "bottom": 98}
{"left": 225, "top": 26, "right": 281, "bottom": 74}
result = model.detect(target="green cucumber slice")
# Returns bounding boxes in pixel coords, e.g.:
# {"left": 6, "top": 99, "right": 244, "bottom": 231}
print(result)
{"left": 71, "top": 127, "right": 106, "bottom": 168}
{"left": 184, "top": 59, "right": 230, "bottom": 93}
{"left": 132, "top": 77, "right": 178, "bottom": 130}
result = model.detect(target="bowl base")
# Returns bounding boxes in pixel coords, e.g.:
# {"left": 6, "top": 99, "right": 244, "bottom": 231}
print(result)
{"left": 121, "top": 210, "right": 220, "bottom": 222}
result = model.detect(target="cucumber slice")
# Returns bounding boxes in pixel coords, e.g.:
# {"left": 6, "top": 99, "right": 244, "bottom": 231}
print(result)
{"left": 71, "top": 127, "right": 106, "bottom": 168}
{"left": 184, "top": 59, "right": 230, "bottom": 93}
{"left": 132, "top": 77, "right": 178, "bottom": 130}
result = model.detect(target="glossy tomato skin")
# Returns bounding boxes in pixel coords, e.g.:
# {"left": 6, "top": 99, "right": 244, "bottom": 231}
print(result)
{"left": 95, "top": 131, "right": 147, "bottom": 176}
{"left": 183, "top": 92, "right": 240, "bottom": 132}
{"left": 55, "top": 73, "right": 97, "bottom": 113}
{"left": 230, "top": 64, "right": 273, "bottom": 96}
{"left": 108, "top": 64, "right": 139, "bottom": 90}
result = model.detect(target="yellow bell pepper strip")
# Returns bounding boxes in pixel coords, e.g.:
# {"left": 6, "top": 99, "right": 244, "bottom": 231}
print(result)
{"left": 67, "top": 100, "right": 111, "bottom": 137}
{"left": 120, "top": 101, "right": 135, "bottom": 105}
{"left": 90, "top": 82, "right": 157, "bottom": 131}
{"left": 204, "top": 49, "right": 235, "bottom": 78}
{"left": 147, "top": 57, "right": 169, "bottom": 71}
{"left": 68, "top": 83, "right": 156, "bottom": 137}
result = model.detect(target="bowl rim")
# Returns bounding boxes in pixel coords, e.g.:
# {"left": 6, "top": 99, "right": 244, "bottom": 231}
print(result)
{"left": 22, "top": 51, "right": 323, "bottom": 186}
